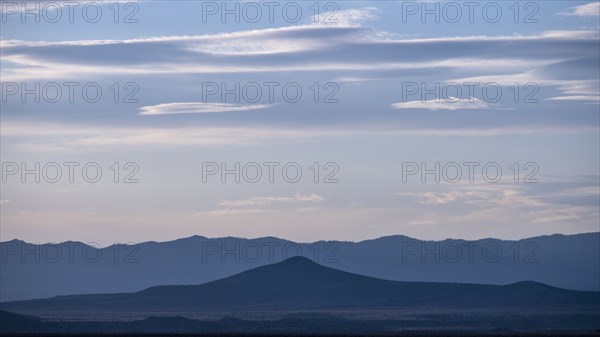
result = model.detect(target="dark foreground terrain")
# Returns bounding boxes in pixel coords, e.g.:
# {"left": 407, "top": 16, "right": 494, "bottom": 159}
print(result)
{"left": 1, "top": 308, "right": 600, "bottom": 336}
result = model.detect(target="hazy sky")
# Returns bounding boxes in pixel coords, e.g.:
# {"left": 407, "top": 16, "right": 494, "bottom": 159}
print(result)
{"left": 1, "top": 1, "right": 599, "bottom": 245}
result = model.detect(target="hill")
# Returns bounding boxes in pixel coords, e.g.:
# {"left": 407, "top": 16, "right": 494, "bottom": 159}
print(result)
{"left": 2, "top": 257, "right": 598, "bottom": 312}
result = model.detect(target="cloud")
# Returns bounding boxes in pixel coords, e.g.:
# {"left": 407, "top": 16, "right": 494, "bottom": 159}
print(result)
{"left": 392, "top": 191, "right": 489, "bottom": 205}
{"left": 556, "top": 186, "right": 600, "bottom": 197}
{"left": 218, "top": 194, "right": 324, "bottom": 207}
{"left": 2, "top": 121, "right": 596, "bottom": 152}
{"left": 2, "top": 26, "right": 597, "bottom": 81}
{"left": 546, "top": 95, "right": 600, "bottom": 102}
{"left": 391, "top": 181, "right": 600, "bottom": 229}
{"left": 194, "top": 208, "right": 279, "bottom": 216}
{"left": 451, "top": 73, "right": 600, "bottom": 103}
{"left": 195, "top": 194, "right": 323, "bottom": 216}
{"left": 0, "top": 121, "right": 346, "bottom": 150}
{"left": 313, "top": 7, "right": 379, "bottom": 26}
{"left": 547, "top": 79, "right": 600, "bottom": 102}
{"left": 558, "top": 2, "right": 600, "bottom": 17}
{"left": 194, "top": 205, "right": 321, "bottom": 216}
{"left": 296, "top": 207, "right": 319, "bottom": 212}
{"left": 418, "top": 191, "right": 487, "bottom": 205}
{"left": 391, "top": 97, "right": 493, "bottom": 111}
{"left": 139, "top": 102, "right": 272, "bottom": 115}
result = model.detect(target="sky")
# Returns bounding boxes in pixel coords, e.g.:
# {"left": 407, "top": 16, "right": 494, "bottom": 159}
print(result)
{"left": 0, "top": 1, "right": 599, "bottom": 246}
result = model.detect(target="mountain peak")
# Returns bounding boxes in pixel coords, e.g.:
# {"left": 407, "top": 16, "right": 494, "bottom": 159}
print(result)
{"left": 4, "top": 256, "right": 597, "bottom": 315}
{"left": 281, "top": 256, "right": 317, "bottom": 264}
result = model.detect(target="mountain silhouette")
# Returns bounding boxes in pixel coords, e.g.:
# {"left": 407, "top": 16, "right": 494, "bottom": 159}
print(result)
{"left": 2, "top": 232, "right": 598, "bottom": 302}
{"left": 2, "top": 256, "right": 598, "bottom": 314}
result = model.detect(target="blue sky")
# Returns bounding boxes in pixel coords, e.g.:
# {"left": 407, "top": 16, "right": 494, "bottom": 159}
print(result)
{"left": 1, "top": 1, "right": 599, "bottom": 245}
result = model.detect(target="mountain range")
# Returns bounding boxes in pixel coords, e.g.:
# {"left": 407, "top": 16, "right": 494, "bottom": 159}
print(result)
{"left": 1, "top": 232, "right": 598, "bottom": 302}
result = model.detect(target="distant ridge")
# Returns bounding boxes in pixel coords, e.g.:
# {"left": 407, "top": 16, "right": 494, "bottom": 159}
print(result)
{"left": 2, "top": 256, "right": 598, "bottom": 313}
{"left": 3, "top": 231, "right": 598, "bottom": 249}
{"left": 2, "top": 232, "right": 599, "bottom": 302}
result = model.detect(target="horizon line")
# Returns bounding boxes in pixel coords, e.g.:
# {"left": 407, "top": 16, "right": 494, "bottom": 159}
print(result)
{"left": 1, "top": 231, "right": 598, "bottom": 249}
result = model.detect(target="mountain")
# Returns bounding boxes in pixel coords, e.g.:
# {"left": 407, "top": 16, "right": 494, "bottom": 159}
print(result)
{"left": 2, "top": 257, "right": 598, "bottom": 314}
{"left": 1, "top": 232, "right": 599, "bottom": 301}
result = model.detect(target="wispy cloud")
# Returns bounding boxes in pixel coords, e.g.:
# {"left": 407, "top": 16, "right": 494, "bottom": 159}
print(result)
{"left": 547, "top": 79, "right": 600, "bottom": 102}
{"left": 392, "top": 191, "right": 489, "bottom": 205}
{"left": 391, "top": 181, "right": 600, "bottom": 229}
{"left": 312, "top": 7, "right": 379, "bottom": 26}
{"left": 219, "top": 194, "right": 324, "bottom": 207}
{"left": 558, "top": 2, "right": 600, "bottom": 17}
{"left": 194, "top": 206, "right": 320, "bottom": 216}
{"left": 194, "top": 208, "right": 280, "bottom": 216}
{"left": 391, "top": 97, "right": 494, "bottom": 111}
{"left": 2, "top": 27, "right": 597, "bottom": 81}
{"left": 139, "top": 102, "right": 272, "bottom": 115}
{"left": 546, "top": 95, "right": 600, "bottom": 102}
{"left": 451, "top": 75, "right": 600, "bottom": 103}
{"left": 2, "top": 121, "right": 596, "bottom": 152}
